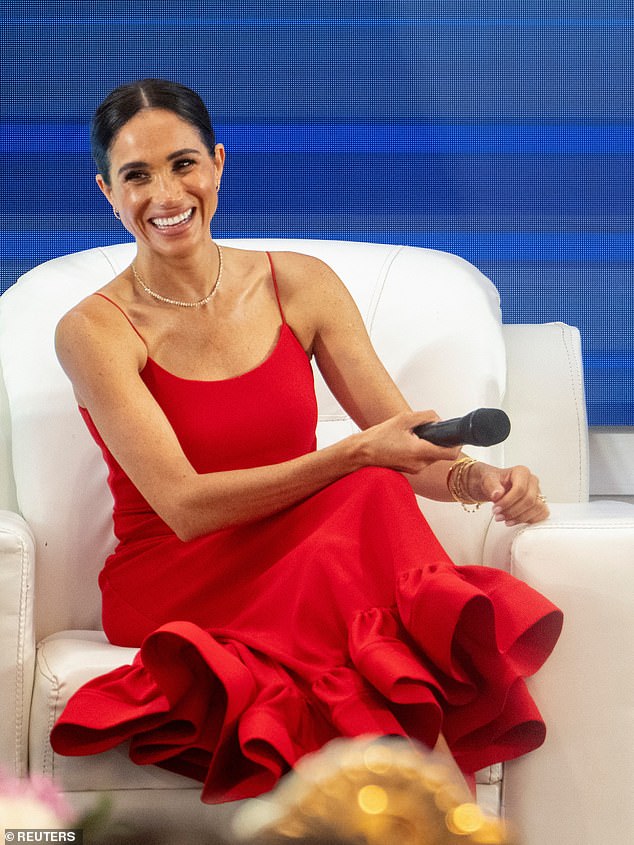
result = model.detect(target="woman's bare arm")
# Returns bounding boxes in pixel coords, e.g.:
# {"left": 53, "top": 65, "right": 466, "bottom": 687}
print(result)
{"left": 283, "top": 253, "right": 548, "bottom": 523}
{"left": 282, "top": 253, "right": 463, "bottom": 500}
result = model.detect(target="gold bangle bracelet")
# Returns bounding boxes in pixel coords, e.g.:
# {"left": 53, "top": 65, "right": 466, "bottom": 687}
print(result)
{"left": 447, "top": 457, "right": 484, "bottom": 512}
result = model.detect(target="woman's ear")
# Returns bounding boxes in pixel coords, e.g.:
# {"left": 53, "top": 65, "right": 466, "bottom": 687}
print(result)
{"left": 214, "top": 143, "right": 226, "bottom": 165}
{"left": 214, "top": 143, "right": 226, "bottom": 184}
{"left": 95, "top": 173, "right": 113, "bottom": 206}
{"left": 96, "top": 175, "right": 122, "bottom": 221}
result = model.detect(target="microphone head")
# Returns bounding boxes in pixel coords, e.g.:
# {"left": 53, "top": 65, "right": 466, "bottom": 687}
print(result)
{"left": 465, "top": 408, "right": 511, "bottom": 446}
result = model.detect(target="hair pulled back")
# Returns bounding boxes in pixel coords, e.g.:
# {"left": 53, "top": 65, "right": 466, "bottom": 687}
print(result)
{"left": 91, "top": 79, "right": 216, "bottom": 184}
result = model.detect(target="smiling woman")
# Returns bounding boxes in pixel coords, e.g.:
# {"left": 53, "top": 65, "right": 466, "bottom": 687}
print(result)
{"left": 49, "top": 78, "right": 561, "bottom": 805}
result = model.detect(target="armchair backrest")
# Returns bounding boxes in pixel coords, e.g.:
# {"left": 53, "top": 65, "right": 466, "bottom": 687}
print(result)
{"left": 0, "top": 239, "right": 509, "bottom": 640}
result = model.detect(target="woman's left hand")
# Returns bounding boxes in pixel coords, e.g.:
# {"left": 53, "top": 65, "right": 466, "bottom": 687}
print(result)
{"left": 467, "top": 462, "right": 549, "bottom": 526}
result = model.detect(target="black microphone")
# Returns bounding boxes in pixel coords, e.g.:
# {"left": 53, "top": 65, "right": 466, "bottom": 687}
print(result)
{"left": 413, "top": 408, "right": 511, "bottom": 447}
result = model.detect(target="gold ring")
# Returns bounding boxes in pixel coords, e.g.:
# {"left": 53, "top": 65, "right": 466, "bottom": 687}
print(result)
{"left": 537, "top": 494, "right": 547, "bottom": 503}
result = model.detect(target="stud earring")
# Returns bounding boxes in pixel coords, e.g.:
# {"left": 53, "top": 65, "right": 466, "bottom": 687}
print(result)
{"left": 113, "top": 208, "right": 121, "bottom": 220}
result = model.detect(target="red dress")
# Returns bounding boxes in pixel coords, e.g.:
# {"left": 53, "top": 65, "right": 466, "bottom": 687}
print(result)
{"left": 51, "top": 254, "right": 562, "bottom": 803}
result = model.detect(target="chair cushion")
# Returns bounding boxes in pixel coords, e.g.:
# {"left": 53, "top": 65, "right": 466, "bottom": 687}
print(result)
{"left": 30, "top": 631, "right": 199, "bottom": 791}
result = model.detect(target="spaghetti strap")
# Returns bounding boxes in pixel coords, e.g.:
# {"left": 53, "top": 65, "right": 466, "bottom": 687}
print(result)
{"left": 266, "top": 252, "right": 286, "bottom": 325}
{"left": 92, "top": 292, "right": 147, "bottom": 345}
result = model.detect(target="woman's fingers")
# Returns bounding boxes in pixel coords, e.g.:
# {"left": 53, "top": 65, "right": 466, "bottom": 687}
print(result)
{"left": 479, "top": 465, "right": 549, "bottom": 525}
{"left": 360, "top": 411, "right": 461, "bottom": 473}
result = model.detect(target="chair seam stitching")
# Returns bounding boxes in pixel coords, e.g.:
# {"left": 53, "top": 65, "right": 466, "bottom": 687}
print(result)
{"left": 37, "top": 648, "right": 61, "bottom": 779}
{"left": 366, "top": 245, "right": 405, "bottom": 337}
{"left": 14, "top": 532, "right": 28, "bottom": 776}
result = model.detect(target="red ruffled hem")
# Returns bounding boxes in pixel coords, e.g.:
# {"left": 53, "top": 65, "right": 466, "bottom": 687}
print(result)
{"left": 51, "top": 561, "right": 562, "bottom": 802}
{"left": 51, "top": 622, "right": 330, "bottom": 802}
{"left": 351, "top": 562, "right": 562, "bottom": 773}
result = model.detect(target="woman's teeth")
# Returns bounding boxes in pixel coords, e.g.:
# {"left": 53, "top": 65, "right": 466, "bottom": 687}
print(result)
{"left": 152, "top": 209, "right": 193, "bottom": 229}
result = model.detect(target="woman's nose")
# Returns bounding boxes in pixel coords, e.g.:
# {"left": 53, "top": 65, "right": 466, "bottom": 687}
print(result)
{"left": 154, "top": 172, "right": 183, "bottom": 203}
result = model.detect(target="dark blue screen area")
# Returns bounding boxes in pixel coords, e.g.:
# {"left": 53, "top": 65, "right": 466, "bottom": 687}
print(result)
{"left": 1, "top": 1, "right": 633, "bottom": 424}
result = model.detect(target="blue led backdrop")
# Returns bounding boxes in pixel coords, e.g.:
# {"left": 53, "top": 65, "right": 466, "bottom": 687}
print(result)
{"left": 1, "top": 1, "right": 633, "bottom": 424}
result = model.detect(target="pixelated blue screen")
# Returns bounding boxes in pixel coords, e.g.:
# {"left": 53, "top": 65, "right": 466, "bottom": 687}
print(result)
{"left": 1, "top": 1, "right": 633, "bottom": 424}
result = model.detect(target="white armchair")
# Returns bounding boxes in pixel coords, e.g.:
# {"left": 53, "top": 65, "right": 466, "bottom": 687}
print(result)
{"left": 1, "top": 239, "right": 632, "bottom": 844}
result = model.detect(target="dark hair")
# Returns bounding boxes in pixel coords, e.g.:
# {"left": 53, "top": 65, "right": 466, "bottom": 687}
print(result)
{"left": 91, "top": 79, "right": 216, "bottom": 184}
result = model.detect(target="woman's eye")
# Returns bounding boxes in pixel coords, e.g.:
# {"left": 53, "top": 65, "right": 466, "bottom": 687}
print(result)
{"left": 123, "top": 170, "right": 148, "bottom": 182}
{"left": 174, "top": 158, "right": 196, "bottom": 171}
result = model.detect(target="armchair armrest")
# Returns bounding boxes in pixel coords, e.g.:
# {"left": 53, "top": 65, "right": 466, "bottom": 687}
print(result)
{"left": 0, "top": 510, "right": 35, "bottom": 776}
{"left": 500, "top": 501, "right": 634, "bottom": 845}
{"left": 501, "top": 323, "right": 589, "bottom": 503}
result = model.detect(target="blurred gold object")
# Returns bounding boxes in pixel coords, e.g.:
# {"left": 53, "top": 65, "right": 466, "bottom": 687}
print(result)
{"left": 233, "top": 736, "right": 517, "bottom": 844}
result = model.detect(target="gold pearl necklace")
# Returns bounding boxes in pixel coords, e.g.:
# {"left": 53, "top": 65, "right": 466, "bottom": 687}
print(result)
{"left": 131, "top": 243, "right": 223, "bottom": 308}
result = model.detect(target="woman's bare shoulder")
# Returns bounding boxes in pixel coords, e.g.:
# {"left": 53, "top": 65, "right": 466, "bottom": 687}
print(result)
{"left": 55, "top": 279, "right": 146, "bottom": 376}
{"left": 262, "top": 250, "right": 345, "bottom": 298}
{"left": 223, "top": 245, "right": 330, "bottom": 273}
{"left": 57, "top": 283, "right": 121, "bottom": 342}
{"left": 266, "top": 249, "right": 333, "bottom": 274}
{"left": 220, "top": 247, "right": 342, "bottom": 308}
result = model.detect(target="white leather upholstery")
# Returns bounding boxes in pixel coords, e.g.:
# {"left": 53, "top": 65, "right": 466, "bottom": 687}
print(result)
{"left": 504, "top": 501, "right": 634, "bottom": 845}
{"left": 501, "top": 323, "right": 589, "bottom": 503}
{"left": 0, "top": 239, "right": 631, "bottom": 843}
{"left": 0, "top": 510, "right": 35, "bottom": 777}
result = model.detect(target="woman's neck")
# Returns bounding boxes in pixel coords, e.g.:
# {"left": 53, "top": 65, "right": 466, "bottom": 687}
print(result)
{"left": 133, "top": 240, "right": 222, "bottom": 302}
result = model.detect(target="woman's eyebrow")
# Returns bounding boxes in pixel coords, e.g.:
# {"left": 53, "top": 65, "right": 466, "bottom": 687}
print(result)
{"left": 117, "top": 160, "right": 148, "bottom": 176}
{"left": 167, "top": 148, "right": 201, "bottom": 160}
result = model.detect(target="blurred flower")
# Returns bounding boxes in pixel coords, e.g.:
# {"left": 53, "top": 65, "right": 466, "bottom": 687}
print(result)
{"left": 0, "top": 769, "right": 75, "bottom": 829}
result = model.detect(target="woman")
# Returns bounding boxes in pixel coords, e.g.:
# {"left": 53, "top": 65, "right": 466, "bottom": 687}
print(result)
{"left": 50, "top": 79, "right": 561, "bottom": 803}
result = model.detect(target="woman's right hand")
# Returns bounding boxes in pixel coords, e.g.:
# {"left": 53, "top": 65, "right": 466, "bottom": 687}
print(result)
{"left": 353, "top": 410, "right": 462, "bottom": 475}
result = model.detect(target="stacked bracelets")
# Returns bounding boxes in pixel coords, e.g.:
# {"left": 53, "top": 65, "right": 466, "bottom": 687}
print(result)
{"left": 447, "top": 456, "right": 485, "bottom": 512}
